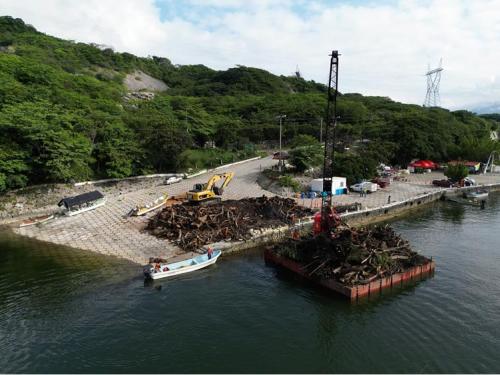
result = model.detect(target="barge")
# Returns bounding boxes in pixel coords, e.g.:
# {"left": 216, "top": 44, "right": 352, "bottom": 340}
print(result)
{"left": 264, "top": 248, "right": 435, "bottom": 301}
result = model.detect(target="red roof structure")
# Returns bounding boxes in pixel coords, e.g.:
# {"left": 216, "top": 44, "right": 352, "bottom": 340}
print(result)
{"left": 409, "top": 160, "right": 437, "bottom": 169}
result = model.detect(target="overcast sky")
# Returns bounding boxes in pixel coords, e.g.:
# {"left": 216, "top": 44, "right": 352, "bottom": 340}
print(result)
{"left": 2, "top": 0, "right": 500, "bottom": 109}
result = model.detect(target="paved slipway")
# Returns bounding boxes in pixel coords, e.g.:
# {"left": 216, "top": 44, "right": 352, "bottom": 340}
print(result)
{"left": 14, "top": 157, "right": 277, "bottom": 265}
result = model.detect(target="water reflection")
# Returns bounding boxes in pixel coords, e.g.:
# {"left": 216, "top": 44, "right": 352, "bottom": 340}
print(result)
{"left": 439, "top": 202, "right": 466, "bottom": 223}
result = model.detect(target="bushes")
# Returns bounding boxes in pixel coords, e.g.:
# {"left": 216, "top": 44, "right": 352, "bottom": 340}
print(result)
{"left": 333, "top": 153, "right": 377, "bottom": 186}
{"left": 289, "top": 145, "right": 323, "bottom": 173}
{"left": 445, "top": 164, "right": 469, "bottom": 182}
{"left": 278, "top": 175, "right": 301, "bottom": 192}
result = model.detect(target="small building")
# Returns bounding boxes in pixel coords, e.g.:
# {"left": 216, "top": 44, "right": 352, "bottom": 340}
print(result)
{"left": 310, "top": 177, "right": 347, "bottom": 195}
{"left": 58, "top": 190, "right": 106, "bottom": 216}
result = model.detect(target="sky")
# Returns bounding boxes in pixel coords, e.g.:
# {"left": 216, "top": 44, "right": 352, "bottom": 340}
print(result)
{"left": 2, "top": 0, "right": 500, "bottom": 110}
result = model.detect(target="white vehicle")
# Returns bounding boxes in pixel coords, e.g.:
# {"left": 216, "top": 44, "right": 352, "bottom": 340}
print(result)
{"left": 350, "top": 181, "right": 378, "bottom": 193}
{"left": 165, "top": 176, "right": 182, "bottom": 185}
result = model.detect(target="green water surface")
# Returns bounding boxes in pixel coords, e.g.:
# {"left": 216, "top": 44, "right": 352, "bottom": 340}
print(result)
{"left": 1, "top": 193, "right": 499, "bottom": 373}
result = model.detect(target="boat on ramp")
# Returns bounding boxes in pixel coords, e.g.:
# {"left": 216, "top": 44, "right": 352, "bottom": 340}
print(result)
{"left": 19, "top": 214, "right": 55, "bottom": 227}
{"left": 129, "top": 194, "right": 169, "bottom": 216}
{"left": 144, "top": 249, "right": 221, "bottom": 280}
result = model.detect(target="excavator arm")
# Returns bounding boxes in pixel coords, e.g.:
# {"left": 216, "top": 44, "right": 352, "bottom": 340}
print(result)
{"left": 205, "top": 175, "right": 222, "bottom": 191}
{"left": 187, "top": 172, "right": 235, "bottom": 204}
{"left": 212, "top": 172, "right": 234, "bottom": 196}
{"left": 219, "top": 172, "right": 234, "bottom": 190}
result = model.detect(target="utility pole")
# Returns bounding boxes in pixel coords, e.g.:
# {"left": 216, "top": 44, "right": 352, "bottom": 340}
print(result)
{"left": 277, "top": 114, "right": 287, "bottom": 172}
{"left": 319, "top": 118, "right": 323, "bottom": 143}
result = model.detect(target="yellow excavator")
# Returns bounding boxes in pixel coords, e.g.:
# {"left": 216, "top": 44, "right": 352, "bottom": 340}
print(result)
{"left": 187, "top": 172, "right": 234, "bottom": 205}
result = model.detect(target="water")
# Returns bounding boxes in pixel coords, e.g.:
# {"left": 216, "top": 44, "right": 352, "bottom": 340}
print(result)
{"left": 1, "top": 194, "right": 500, "bottom": 373}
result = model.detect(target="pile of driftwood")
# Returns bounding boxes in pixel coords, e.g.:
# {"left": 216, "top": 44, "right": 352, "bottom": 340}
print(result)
{"left": 275, "top": 224, "right": 428, "bottom": 286}
{"left": 146, "top": 196, "right": 312, "bottom": 251}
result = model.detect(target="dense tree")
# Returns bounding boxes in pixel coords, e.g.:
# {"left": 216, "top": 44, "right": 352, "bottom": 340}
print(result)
{"left": 289, "top": 145, "right": 323, "bottom": 173}
{"left": 445, "top": 164, "right": 469, "bottom": 182}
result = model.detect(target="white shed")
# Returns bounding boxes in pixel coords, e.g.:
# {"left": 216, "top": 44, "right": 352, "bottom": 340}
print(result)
{"left": 310, "top": 177, "right": 347, "bottom": 195}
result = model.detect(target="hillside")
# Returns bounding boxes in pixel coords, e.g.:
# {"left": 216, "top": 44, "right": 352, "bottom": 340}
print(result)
{"left": 0, "top": 16, "right": 499, "bottom": 193}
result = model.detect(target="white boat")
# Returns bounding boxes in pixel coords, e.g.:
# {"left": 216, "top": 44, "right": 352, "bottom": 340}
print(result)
{"left": 465, "top": 190, "right": 488, "bottom": 200}
{"left": 19, "top": 214, "right": 55, "bottom": 227}
{"left": 131, "top": 194, "right": 168, "bottom": 216}
{"left": 144, "top": 250, "right": 221, "bottom": 280}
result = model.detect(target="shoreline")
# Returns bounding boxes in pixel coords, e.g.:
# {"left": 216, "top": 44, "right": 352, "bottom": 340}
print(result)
{"left": 2, "top": 163, "right": 500, "bottom": 265}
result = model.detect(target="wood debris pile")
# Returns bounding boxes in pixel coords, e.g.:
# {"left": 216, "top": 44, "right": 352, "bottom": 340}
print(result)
{"left": 275, "top": 224, "right": 429, "bottom": 286}
{"left": 146, "top": 196, "right": 312, "bottom": 251}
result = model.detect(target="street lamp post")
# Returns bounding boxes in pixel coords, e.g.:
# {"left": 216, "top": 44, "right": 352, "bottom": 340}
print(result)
{"left": 277, "top": 114, "right": 286, "bottom": 172}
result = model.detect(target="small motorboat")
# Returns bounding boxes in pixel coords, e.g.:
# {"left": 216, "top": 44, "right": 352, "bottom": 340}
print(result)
{"left": 131, "top": 194, "right": 169, "bottom": 216}
{"left": 465, "top": 190, "right": 488, "bottom": 201}
{"left": 19, "top": 214, "right": 55, "bottom": 227}
{"left": 144, "top": 250, "right": 221, "bottom": 280}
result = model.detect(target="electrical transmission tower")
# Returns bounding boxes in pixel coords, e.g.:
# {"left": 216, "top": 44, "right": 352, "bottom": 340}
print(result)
{"left": 295, "top": 64, "right": 302, "bottom": 79}
{"left": 424, "top": 59, "right": 443, "bottom": 107}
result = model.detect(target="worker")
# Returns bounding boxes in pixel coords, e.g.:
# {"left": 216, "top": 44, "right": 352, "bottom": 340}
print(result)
{"left": 387, "top": 195, "right": 392, "bottom": 204}
{"left": 207, "top": 247, "right": 214, "bottom": 259}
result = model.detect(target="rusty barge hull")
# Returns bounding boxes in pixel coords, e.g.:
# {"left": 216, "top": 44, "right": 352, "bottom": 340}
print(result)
{"left": 264, "top": 249, "right": 435, "bottom": 301}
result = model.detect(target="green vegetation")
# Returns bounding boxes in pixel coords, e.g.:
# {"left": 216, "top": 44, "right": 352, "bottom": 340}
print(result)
{"left": 289, "top": 145, "right": 323, "bottom": 173}
{"left": 278, "top": 175, "right": 301, "bottom": 193}
{"left": 445, "top": 164, "right": 469, "bottom": 182}
{"left": 0, "top": 16, "right": 499, "bottom": 193}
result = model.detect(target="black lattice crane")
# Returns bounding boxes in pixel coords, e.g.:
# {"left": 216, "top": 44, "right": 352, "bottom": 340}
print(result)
{"left": 314, "top": 50, "right": 341, "bottom": 235}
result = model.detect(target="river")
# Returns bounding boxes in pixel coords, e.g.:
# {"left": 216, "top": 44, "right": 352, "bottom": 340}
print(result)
{"left": 1, "top": 193, "right": 499, "bottom": 373}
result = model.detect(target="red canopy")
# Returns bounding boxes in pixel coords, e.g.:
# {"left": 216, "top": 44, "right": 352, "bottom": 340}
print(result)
{"left": 409, "top": 160, "right": 437, "bottom": 169}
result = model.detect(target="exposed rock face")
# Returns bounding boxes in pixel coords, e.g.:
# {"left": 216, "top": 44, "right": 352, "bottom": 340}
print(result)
{"left": 124, "top": 91, "right": 156, "bottom": 101}
{"left": 124, "top": 70, "right": 168, "bottom": 92}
